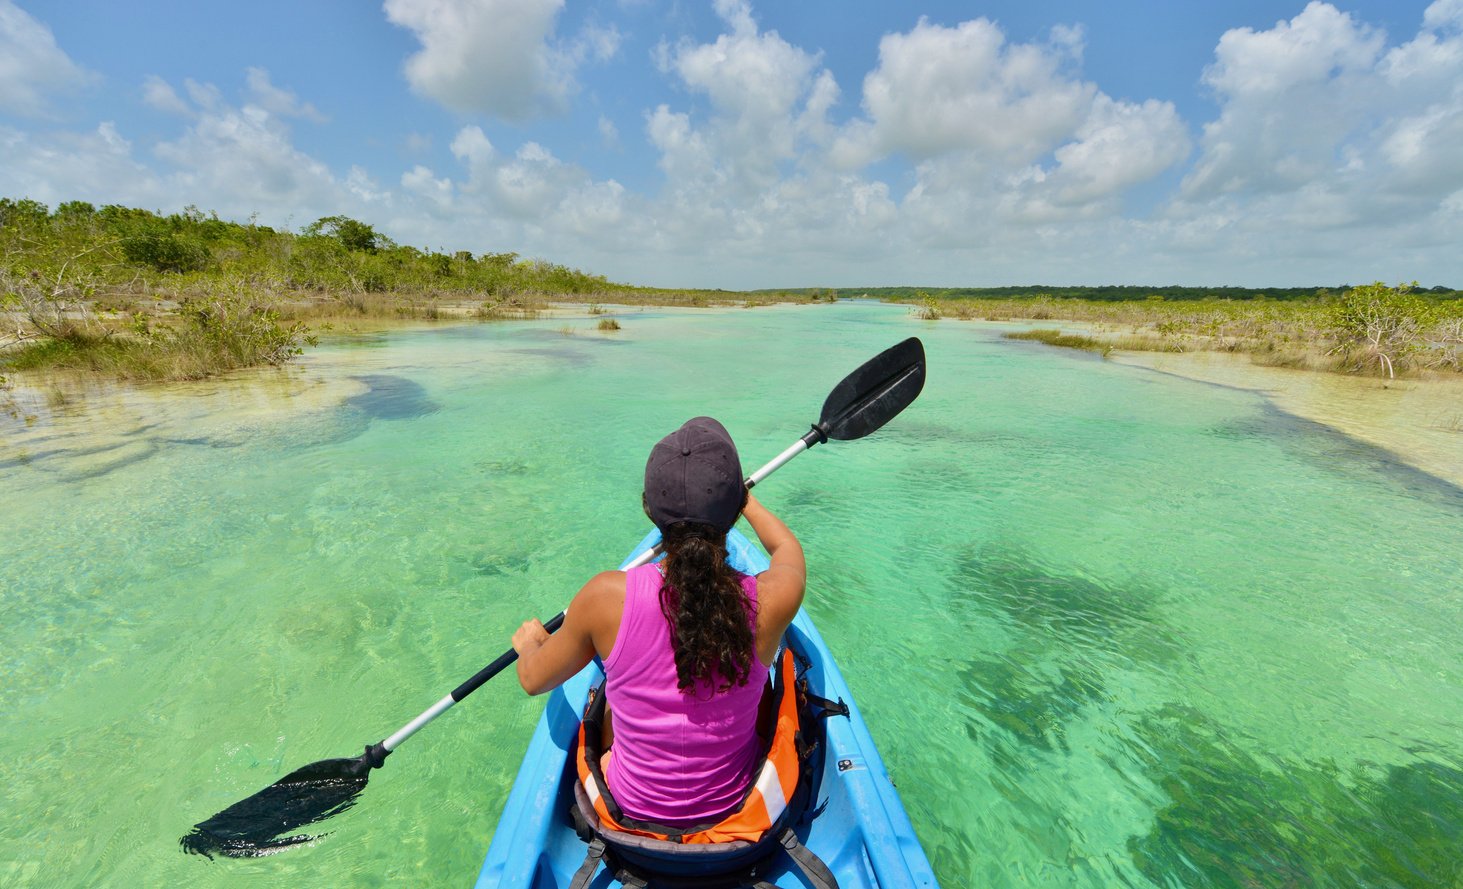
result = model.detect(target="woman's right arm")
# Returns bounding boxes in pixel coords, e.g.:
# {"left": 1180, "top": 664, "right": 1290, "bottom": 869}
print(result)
{"left": 742, "top": 492, "right": 805, "bottom": 652}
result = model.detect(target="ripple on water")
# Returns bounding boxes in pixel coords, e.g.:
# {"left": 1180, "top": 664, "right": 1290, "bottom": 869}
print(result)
{"left": 0, "top": 435, "right": 158, "bottom": 482}
{"left": 921, "top": 538, "right": 1463, "bottom": 887}
{"left": 1128, "top": 706, "right": 1463, "bottom": 888}
{"left": 474, "top": 457, "right": 534, "bottom": 477}
{"left": 947, "top": 543, "right": 1188, "bottom": 666}
{"left": 4, "top": 304, "right": 1461, "bottom": 888}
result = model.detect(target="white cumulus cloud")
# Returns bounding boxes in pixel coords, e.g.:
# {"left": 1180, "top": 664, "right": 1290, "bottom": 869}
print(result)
{"left": 1037, "top": 96, "right": 1192, "bottom": 209}
{"left": 154, "top": 110, "right": 337, "bottom": 215}
{"left": 402, "top": 164, "right": 453, "bottom": 210}
{"left": 1424, "top": 0, "right": 1463, "bottom": 31}
{"left": 384, "top": 0, "right": 609, "bottom": 121}
{"left": 142, "top": 76, "right": 191, "bottom": 115}
{"left": 1175, "top": 2, "right": 1463, "bottom": 218}
{"left": 245, "top": 68, "right": 326, "bottom": 122}
{"left": 847, "top": 17, "right": 1095, "bottom": 165}
{"left": 0, "top": 0, "right": 95, "bottom": 116}
{"left": 1182, "top": 1, "right": 1386, "bottom": 199}
{"left": 663, "top": 0, "right": 827, "bottom": 190}
{"left": 829, "top": 16, "right": 1190, "bottom": 239}
{"left": 3, "top": 2, "right": 1459, "bottom": 290}
{"left": 450, "top": 125, "right": 495, "bottom": 169}
{"left": 0, "top": 121, "right": 157, "bottom": 206}
{"left": 1157, "top": 1, "right": 1463, "bottom": 285}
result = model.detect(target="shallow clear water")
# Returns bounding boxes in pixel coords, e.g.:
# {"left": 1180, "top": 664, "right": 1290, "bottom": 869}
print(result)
{"left": 2, "top": 303, "right": 1460, "bottom": 888}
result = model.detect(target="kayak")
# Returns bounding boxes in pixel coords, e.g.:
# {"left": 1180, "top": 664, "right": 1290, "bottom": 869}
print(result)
{"left": 475, "top": 528, "right": 940, "bottom": 888}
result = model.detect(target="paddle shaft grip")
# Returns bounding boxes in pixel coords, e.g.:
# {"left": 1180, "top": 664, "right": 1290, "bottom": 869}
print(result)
{"left": 382, "top": 612, "right": 566, "bottom": 751}
{"left": 450, "top": 611, "right": 567, "bottom": 702}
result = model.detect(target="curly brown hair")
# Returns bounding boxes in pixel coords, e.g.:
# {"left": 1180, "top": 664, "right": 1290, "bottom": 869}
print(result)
{"left": 658, "top": 521, "right": 757, "bottom": 694}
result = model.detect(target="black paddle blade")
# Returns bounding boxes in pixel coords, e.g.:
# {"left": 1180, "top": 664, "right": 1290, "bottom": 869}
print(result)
{"left": 818, "top": 337, "right": 926, "bottom": 441}
{"left": 180, "top": 755, "right": 371, "bottom": 859}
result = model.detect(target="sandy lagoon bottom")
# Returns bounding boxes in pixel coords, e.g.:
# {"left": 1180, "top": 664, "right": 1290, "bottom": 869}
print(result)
{"left": 2, "top": 303, "right": 1459, "bottom": 888}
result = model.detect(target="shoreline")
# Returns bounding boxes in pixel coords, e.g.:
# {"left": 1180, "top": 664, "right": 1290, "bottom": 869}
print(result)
{"left": 307, "top": 305, "right": 1463, "bottom": 492}
{"left": 1106, "top": 349, "right": 1463, "bottom": 490}
{"left": 7, "top": 303, "right": 1460, "bottom": 491}
{"left": 976, "top": 313, "right": 1461, "bottom": 490}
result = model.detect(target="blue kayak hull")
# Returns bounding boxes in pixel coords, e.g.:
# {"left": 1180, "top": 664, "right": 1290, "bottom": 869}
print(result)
{"left": 475, "top": 529, "right": 940, "bottom": 888}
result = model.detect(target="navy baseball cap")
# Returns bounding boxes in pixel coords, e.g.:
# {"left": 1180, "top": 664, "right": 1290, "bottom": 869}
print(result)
{"left": 644, "top": 417, "right": 744, "bottom": 532}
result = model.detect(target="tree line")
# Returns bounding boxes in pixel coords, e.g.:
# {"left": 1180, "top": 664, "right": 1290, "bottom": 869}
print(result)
{"left": 768, "top": 283, "right": 1460, "bottom": 302}
{"left": 0, "top": 197, "right": 627, "bottom": 298}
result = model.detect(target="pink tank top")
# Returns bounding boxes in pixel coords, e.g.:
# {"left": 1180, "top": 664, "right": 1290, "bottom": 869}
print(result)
{"left": 603, "top": 562, "right": 767, "bottom": 825}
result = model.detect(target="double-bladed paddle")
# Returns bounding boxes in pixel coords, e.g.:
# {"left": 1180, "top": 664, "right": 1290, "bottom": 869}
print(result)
{"left": 181, "top": 336, "right": 926, "bottom": 858}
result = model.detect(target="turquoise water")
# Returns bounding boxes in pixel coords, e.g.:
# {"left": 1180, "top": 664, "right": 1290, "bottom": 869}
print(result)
{"left": 2, "top": 302, "right": 1459, "bottom": 887}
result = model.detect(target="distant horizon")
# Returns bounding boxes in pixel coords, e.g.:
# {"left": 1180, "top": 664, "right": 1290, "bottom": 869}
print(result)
{"left": 748, "top": 283, "right": 1461, "bottom": 294}
{"left": 9, "top": 191, "right": 1459, "bottom": 295}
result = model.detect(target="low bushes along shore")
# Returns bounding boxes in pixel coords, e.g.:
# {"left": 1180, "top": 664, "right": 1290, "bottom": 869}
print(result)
{"left": 958, "top": 285, "right": 1460, "bottom": 379}
{"left": 0, "top": 198, "right": 816, "bottom": 386}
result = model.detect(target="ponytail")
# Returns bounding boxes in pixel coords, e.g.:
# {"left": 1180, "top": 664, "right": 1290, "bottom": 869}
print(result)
{"left": 658, "top": 522, "right": 756, "bottom": 693}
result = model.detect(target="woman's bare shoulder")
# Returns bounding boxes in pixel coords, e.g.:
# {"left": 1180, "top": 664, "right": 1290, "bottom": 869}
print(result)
{"left": 578, "top": 570, "right": 627, "bottom": 607}
{"left": 754, "top": 565, "right": 804, "bottom": 630}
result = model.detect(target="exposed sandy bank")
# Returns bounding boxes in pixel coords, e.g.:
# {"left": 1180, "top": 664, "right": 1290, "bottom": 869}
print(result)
{"left": 1109, "top": 350, "right": 1463, "bottom": 489}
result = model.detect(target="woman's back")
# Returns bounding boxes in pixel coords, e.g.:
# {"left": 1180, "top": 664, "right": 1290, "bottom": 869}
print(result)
{"left": 511, "top": 418, "right": 805, "bottom": 824}
{"left": 603, "top": 563, "right": 769, "bottom": 825}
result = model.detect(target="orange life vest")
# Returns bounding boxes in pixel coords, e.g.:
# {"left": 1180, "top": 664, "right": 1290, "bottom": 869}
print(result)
{"left": 575, "top": 646, "right": 804, "bottom": 844}
{"left": 567, "top": 644, "right": 841, "bottom": 889}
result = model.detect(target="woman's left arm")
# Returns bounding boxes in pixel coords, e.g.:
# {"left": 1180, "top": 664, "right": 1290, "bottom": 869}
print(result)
{"left": 513, "top": 571, "right": 621, "bottom": 695}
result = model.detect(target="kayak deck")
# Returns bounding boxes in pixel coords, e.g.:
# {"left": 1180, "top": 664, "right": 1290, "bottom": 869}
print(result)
{"left": 475, "top": 530, "right": 939, "bottom": 888}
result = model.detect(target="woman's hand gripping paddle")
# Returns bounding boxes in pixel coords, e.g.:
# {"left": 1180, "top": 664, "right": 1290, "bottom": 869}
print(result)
{"left": 180, "top": 337, "right": 926, "bottom": 858}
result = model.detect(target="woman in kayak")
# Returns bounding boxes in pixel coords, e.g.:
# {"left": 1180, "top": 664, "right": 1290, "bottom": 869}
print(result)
{"left": 511, "top": 416, "right": 806, "bottom": 826}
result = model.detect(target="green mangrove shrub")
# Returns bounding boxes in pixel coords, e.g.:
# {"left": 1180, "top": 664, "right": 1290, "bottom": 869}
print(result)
{"left": 1004, "top": 328, "right": 1111, "bottom": 356}
{"left": 1328, "top": 282, "right": 1437, "bottom": 378}
{"left": 171, "top": 280, "right": 316, "bottom": 369}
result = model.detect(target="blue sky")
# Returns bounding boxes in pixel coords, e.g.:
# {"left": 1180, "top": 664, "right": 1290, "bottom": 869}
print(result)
{"left": 3, "top": 0, "right": 1460, "bottom": 289}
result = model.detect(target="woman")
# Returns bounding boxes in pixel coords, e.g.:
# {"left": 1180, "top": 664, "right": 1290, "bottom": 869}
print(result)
{"left": 511, "top": 416, "right": 805, "bottom": 826}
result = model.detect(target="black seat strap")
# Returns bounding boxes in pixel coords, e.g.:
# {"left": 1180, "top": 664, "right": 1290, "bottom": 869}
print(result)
{"left": 806, "top": 691, "right": 850, "bottom": 719}
{"left": 612, "top": 866, "right": 650, "bottom": 889}
{"left": 567, "top": 838, "right": 606, "bottom": 889}
{"left": 778, "top": 827, "right": 840, "bottom": 889}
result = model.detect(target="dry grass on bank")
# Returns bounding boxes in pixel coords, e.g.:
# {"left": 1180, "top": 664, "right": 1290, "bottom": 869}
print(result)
{"left": 959, "top": 288, "right": 1462, "bottom": 379}
{"left": 2, "top": 272, "right": 316, "bottom": 383}
{"left": 270, "top": 291, "right": 557, "bottom": 323}
{"left": 1, "top": 285, "right": 822, "bottom": 387}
